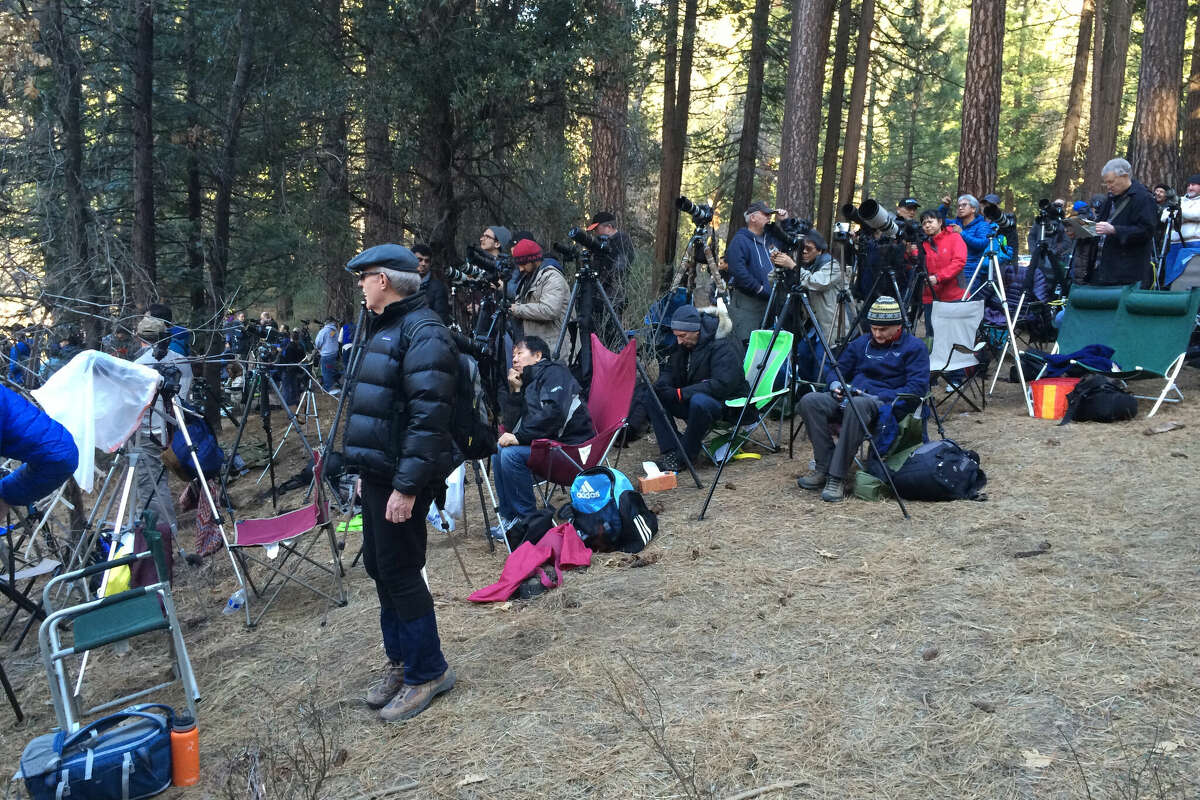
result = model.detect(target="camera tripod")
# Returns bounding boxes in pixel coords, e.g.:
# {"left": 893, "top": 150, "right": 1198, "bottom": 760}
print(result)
{"left": 553, "top": 256, "right": 703, "bottom": 489}
{"left": 256, "top": 369, "right": 324, "bottom": 486}
{"left": 841, "top": 239, "right": 924, "bottom": 344}
{"left": 699, "top": 284, "right": 910, "bottom": 521}
{"left": 963, "top": 232, "right": 1034, "bottom": 416}
{"left": 1153, "top": 205, "right": 1180, "bottom": 289}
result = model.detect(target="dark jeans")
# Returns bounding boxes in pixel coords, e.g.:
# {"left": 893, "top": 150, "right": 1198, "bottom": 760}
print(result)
{"left": 650, "top": 391, "right": 740, "bottom": 461}
{"left": 360, "top": 480, "right": 447, "bottom": 684}
{"left": 798, "top": 391, "right": 881, "bottom": 479}
{"left": 492, "top": 444, "right": 535, "bottom": 521}
{"left": 923, "top": 303, "right": 934, "bottom": 339}
{"left": 280, "top": 366, "right": 301, "bottom": 407}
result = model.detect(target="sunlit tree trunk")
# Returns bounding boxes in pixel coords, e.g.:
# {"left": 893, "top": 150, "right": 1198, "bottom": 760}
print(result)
{"left": 1130, "top": 0, "right": 1187, "bottom": 184}
{"left": 1052, "top": 0, "right": 1095, "bottom": 201}
{"left": 1082, "top": 0, "right": 1132, "bottom": 192}
{"left": 778, "top": 0, "right": 836, "bottom": 217}
{"left": 653, "top": 0, "right": 696, "bottom": 274}
{"left": 839, "top": 0, "right": 874, "bottom": 208}
{"left": 728, "top": 0, "right": 771, "bottom": 245}
{"left": 956, "top": 0, "right": 1006, "bottom": 198}
{"left": 590, "top": 0, "right": 630, "bottom": 220}
{"left": 1181, "top": 4, "right": 1200, "bottom": 173}
{"left": 862, "top": 80, "right": 876, "bottom": 197}
{"left": 817, "top": 0, "right": 853, "bottom": 236}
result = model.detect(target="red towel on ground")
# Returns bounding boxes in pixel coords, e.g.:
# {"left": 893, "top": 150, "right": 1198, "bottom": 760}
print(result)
{"left": 468, "top": 522, "right": 592, "bottom": 603}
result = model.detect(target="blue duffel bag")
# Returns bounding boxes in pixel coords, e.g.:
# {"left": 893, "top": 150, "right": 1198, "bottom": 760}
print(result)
{"left": 18, "top": 703, "right": 175, "bottom": 800}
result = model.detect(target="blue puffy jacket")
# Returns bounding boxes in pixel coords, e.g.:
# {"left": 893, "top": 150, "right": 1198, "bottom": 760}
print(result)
{"left": 0, "top": 387, "right": 79, "bottom": 505}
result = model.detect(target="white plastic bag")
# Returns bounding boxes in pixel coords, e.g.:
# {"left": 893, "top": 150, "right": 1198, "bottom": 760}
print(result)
{"left": 31, "top": 350, "right": 159, "bottom": 491}
{"left": 427, "top": 463, "right": 466, "bottom": 533}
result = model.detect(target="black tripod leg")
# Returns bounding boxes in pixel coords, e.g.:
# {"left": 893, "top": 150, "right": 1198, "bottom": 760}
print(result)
{"left": 698, "top": 293, "right": 796, "bottom": 520}
{"left": 471, "top": 460, "right": 495, "bottom": 552}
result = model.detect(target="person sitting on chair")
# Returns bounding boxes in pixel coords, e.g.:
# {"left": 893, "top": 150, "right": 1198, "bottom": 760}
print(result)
{"left": 797, "top": 296, "right": 930, "bottom": 503}
{"left": 494, "top": 336, "right": 594, "bottom": 529}
{"left": 0, "top": 385, "right": 79, "bottom": 518}
{"left": 650, "top": 304, "right": 749, "bottom": 472}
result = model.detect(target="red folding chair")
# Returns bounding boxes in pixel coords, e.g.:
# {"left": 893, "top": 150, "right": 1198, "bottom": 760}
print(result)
{"left": 526, "top": 334, "right": 636, "bottom": 501}
{"left": 230, "top": 453, "right": 347, "bottom": 627}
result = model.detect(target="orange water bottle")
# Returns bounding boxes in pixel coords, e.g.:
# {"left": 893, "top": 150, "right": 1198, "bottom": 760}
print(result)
{"left": 170, "top": 714, "right": 200, "bottom": 786}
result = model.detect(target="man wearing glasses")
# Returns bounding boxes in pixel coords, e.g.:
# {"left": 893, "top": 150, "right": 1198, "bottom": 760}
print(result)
{"left": 342, "top": 243, "right": 458, "bottom": 723}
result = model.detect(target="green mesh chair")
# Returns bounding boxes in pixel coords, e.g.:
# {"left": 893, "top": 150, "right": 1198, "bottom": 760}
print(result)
{"left": 1103, "top": 287, "right": 1200, "bottom": 416}
{"left": 38, "top": 512, "right": 199, "bottom": 732}
{"left": 1023, "top": 284, "right": 1128, "bottom": 380}
{"left": 702, "top": 329, "right": 793, "bottom": 463}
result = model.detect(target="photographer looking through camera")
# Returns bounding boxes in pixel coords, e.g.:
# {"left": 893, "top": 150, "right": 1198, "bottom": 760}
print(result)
{"left": 769, "top": 231, "right": 847, "bottom": 380}
{"left": 727, "top": 201, "right": 790, "bottom": 345}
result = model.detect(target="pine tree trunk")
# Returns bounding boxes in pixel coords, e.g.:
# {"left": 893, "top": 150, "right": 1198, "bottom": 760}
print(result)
{"left": 1130, "top": 0, "right": 1187, "bottom": 184}
{"left": 185, "top": 0, "right": 204, "bottom": 312}
{"left": 1181, "top": 4, "right": 1200, "bottom": 173}
{"left": 590, "top": 0, "right": 629, "bottom": 220}
{"left": 839, "top": 0, "right": 874, "bottom": 208}
{"left": 957, "top": 0, "right": 1006, "bottom": 198}
{"left": 1082, "top": 0, "right": 1132, "bottom": 193}
{"left": 653, "top": 0, "right": 695, "bottom": 272}
{"left": 778, "top": 0, "right": 837, "bottom": 217}
{"left": 210, "top": 6, "right": 253, "bottom": 310}
{"left": 362, "top": 0, "right": 394, "bottom": 246}
{"left": 130, "top": 0, "right": 155, "bottom": 301}
{"left": 863, "top": 80, "right": 876, "bottom": 197}
{"left": 817, "top": 0, "right": 853, "bottom": 236}
{"left": 728, "top": 0, "right": 771, "bottom": 245}
{"left": 318, "top": 0, "right": 354, "bottom": 321}
{"left": 1051, "top": 0, "right": 1095, "bottom": 201}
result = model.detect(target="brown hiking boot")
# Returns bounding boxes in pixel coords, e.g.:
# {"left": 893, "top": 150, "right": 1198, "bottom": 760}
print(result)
{"left": 796, "top": 468, "right": 826, "bottom": 491}
{"left": 379, "top": 667, "right": 456, "bottom": 723}
{"left": 821, "top": 476, "right": 846, "bottom": 503}
{"left": 364, "top": 661, "right": 405, "bottom": 709}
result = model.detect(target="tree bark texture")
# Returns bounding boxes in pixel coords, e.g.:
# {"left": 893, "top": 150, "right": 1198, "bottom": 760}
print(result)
{"left": 1182, "top": 4, "right": 1200, "bottom": 173}
{"left": 318, "top": 0, "right": 354, "bottom": 321}
{"left": 1130, "top": 0, "right": 1187, "bottom": 185}
{"left": 185, "top": 0, "right": 204, "bottom": 311}
{"left": 131, "top": 0, "right": 155, "bottom": 300}
{"left": 210, "top": 6, "right": 254, "bottom": 309}
{"left": 728, "top": 0, "right": 772, "bottom": 244}
{"left": 778, "top": 0, "right": 836, "bottom": 218}
{"left": 863, "top": 80, "right": 876, "bottom": 197}
{"left": 839, "top": 0, "right": 874, "bottom": 208}
{"left": 1051, "top": 0, "right": 1095, "bottom": 201}
{"left": 590, "top": 0, "right": 630, "bottom": 224}
{"left": 817, "top": 0, "right": 853, "bottom": 236}
{"left": 653, "top": 0, "right": 696, "bottom": 269}
{"left": 1082, "top": 0, "right": 1132, "bottom": 193}
{"left": 362, "top": 0, "right": 395, "bottom": 246}
{"left": 956, "top": 0, "right": 1006, "bottom": 198}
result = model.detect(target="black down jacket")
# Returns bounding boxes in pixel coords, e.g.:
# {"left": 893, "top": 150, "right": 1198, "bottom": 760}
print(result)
{"left": 656, "top": 312, "right": 748, "bottom": 402}
{"left": 501, "top": 358, "right": 595, "bottom": 445}
{"left": 343, "top": 294, "right": 457, "bottom": 494}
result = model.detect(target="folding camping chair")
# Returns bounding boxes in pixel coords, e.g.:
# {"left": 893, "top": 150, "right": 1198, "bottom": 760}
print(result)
{"left": 702, "top": 329, "right": 793, "bottom": 463}
{"left": 930, "top": 299, "right": 989, "bottom": 414}
{"left": 1096, "top": 287, "right": 1200, "bottom": 417}
{"left": 1023, "top": 284, "right": 1128, "bottom": 377}
{"left": 527, "top": 334, "right": 637, "bottom": 503}
{"left": 38, "top": 514, "right": 199, "bottom": 732}
{"left": 229, "top": 453, "right": 347, "bottom": 627}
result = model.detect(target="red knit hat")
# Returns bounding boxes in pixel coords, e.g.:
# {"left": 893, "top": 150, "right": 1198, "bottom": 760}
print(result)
{"left": 511, "top": 239, "right": 543, "bottom": 265}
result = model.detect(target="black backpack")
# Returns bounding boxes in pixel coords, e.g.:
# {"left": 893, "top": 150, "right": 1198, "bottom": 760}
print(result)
{"left": 1059, "top": 374, "right": 1138, "bottom": 424}
{"left": 402, "top": 318, "right": 498, "bottom": 463}
{"left": 871, "top": 439, "right": 988, "bottom": 501}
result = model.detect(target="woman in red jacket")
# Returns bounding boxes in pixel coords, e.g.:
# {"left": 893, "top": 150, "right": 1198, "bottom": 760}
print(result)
{"left": 920, "top": 210, "right": 967, "bottom": 337}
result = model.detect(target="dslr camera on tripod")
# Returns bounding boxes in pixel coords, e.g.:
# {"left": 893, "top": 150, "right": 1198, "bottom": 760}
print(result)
{"left": 675, "top": 195, "right": 714, "bottom": 227}
{"left": 445, "top": 246, "right": 516, "bottom": 286}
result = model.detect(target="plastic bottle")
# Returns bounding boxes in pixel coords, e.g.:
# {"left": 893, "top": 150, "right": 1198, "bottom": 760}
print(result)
{"left": 221, "top": 588, "right": 246, "bottom": 615}
{"left": 170, "top": 714, "right": 200, "bottom": 786}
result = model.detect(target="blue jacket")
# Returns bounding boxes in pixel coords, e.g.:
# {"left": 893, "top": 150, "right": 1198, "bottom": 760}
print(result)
{"left": 725, "top": 226, "right": 783, "bottom": 298}
{"left": 0, "top": 387, "right": 78, "bottom": 505}
{"left": 8, "top": 341, "right": 29, "bottom": 385}
{"left": 957, "top": 215, "right": 991, "bottom": 281}
{"left": 825, "top": 331, "right": 930, "bottom": 405}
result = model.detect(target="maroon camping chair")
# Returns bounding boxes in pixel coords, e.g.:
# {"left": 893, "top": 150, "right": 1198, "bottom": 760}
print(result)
{"left": 526, "top": 334, "right": 636, "bottom": 501}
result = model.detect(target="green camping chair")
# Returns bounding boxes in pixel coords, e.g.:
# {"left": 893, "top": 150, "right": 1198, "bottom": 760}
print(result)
{"left": 1103, "top": 287, "right": 1200, "bottom": 416}
{"left": 38, "top": 512, "right": 199, "bottom": 732}
{"left": 1024, "top": 284, "right": 1128, "bottom": 378}
{"left": 702, "top": 329, "right": 793, "bottom": 463}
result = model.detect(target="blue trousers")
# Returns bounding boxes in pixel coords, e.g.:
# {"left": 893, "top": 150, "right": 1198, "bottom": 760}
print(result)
{"left": 492, "top": 444, "right": 535, "bottom": 521}
{"left": 319, "top": 355, "right": 340, "bottom": 390}
{"left": 380, "top": 608, "right": 449, "bottom": 685}
{"left": 650, "top": 392, "right": 737, "bottom": 461}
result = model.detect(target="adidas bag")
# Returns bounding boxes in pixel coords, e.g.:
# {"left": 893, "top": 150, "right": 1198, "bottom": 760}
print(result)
{"left": 568, "top": 467, "right": 657, "bottom": 553}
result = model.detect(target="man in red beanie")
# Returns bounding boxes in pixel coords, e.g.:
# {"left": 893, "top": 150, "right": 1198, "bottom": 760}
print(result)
{"left": 509, "top": 238, "right": 569, "bottom": 347}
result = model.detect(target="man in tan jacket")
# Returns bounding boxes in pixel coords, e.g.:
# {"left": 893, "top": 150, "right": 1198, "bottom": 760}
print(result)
{"left": 509, "top": 238, "right": 570, "bottom": 349}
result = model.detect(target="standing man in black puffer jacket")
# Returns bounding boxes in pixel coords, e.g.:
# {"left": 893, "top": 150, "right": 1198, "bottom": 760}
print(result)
{"left": 649, "top": 304, "right": 749, "bottom": 472}
{"left": 343, "top": 243, "right": 458, "bottom": 724}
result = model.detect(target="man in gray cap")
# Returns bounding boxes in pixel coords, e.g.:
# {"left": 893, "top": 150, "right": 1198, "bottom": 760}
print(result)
{"left": 342, "top": 243, "right": 458, "bottom": 723}
{"left": 649, "top": 304, "right": 749, "bottom": 471}
{"left": 725, "top": 200, "right": 789, "bottom": 344}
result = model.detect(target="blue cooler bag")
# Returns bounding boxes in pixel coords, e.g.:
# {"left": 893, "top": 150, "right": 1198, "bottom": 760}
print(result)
{"left": 19, "top": 703, "right": 174, "bottom": 800}
{"left": 569, "top": 467, "right": 657, "bottom": 553}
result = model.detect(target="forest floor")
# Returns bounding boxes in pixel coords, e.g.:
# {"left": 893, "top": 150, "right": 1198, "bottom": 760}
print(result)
{"left": 3, "top": 366, "right": 1199, "bottom": 799}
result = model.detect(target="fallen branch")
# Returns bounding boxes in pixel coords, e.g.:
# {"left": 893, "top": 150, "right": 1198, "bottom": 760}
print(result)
{"left": 723, "top": 780, "right": 807, "bottom": 800}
